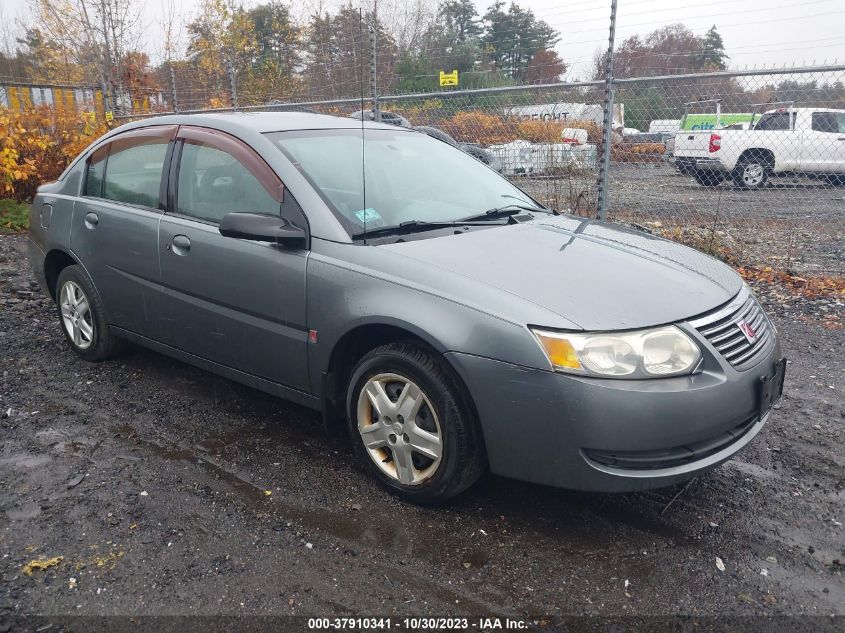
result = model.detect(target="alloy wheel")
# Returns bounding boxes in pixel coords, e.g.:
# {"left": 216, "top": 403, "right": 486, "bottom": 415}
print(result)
{"left": 60, "top": 280, "right": 94, "bottom": 350}
{"left": 356, "top": 373, "right": 443, "bottom": 486}
{"left": 742, "top": 163, "right": 765, "bottom": 187}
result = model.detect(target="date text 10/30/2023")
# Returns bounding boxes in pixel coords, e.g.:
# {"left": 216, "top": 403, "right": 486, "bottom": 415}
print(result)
{"left": 307, "top": 617, "right": 529, "bottom": 630}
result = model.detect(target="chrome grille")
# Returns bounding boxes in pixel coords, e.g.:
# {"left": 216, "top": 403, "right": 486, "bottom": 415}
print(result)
{"left": 688, "top": 287, "right": 774, "bottom": 371}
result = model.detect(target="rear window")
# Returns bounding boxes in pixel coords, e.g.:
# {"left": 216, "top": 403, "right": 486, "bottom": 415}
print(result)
{"left": 754, "top": 112, "right": 795, "bottom": 131}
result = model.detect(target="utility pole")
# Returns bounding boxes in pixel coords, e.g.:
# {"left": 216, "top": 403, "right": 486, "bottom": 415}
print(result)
{"left": 596, "top": 0, "right": 618, "bottom": 221}
{"left": 228, "top": 61, "right": 238, "bottom": 110}
{"left": 170, "top": 62, "right": 179, "bottom": 113}
{"left": 369, "top": 22, "right": 379, "bottom": 122}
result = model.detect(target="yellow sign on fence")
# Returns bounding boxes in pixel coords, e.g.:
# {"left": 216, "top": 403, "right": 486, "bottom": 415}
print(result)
{"left": 439, "top": 70, "right": 458, "bottom": 87}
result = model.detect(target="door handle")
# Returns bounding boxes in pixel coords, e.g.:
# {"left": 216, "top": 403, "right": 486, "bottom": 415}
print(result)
{"left": 84, "top": 212, "right": 98, "bottom": 229}
{"left": 171, "top": 234, "right": 191, "bottom": 255}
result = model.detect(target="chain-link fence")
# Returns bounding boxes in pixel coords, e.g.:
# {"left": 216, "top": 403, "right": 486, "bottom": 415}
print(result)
{"left": 116, "top": 64, "right": 845, "bottom": 278}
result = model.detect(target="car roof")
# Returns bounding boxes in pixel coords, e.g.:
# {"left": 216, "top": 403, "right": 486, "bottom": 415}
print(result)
{"left": 112, "top": 111, "right": 406, "bottom": 135}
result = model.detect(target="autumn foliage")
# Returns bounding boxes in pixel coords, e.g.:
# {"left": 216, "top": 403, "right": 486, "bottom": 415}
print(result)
{"left": 439, "top": 111, "right": 518, "bottom": 145}
{"left": 438, "top": 112, "right": 605, "bottom": 147}
{"left": 0, "top": 106, "right": 106, "bottom": 202}
{"left": 611, "top": 142, "right": 666, "bottom": 163}
{"left": 515, "top": 119, "right": 601, "bottom": 144}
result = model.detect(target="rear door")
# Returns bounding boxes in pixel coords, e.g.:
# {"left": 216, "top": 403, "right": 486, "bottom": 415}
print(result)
{"left": 802, "top": 111, "right": 845, "bottom": 172}
{"left": 753, "top": 111, "right": 799, "bottom": 170}
{"left": 70, "top": 126, "right": 175, "bottom": 338}
{"left": 158, "top": 126, "right": 310, "bottom": 390}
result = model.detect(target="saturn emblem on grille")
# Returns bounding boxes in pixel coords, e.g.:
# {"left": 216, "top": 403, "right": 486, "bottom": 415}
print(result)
{"left": 737, "top": 319, "right": 757, "bottom": 343}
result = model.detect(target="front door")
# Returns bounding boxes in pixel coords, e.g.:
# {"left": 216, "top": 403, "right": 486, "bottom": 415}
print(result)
{"left": 70, "top": 126, "right": 175, "bottom": 339}
{"left": 158, "top": 127, "right": 310, "bottom": 391}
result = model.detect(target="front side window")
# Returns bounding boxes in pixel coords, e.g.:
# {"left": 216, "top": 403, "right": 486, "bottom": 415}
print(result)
{"left": 103, "top": 138, "right": 169, "bottom": 208}
{"left": 176, "top": 142, "right": 280, "bottom": 223}
{"left": 268, "top": 128, "right": 536, "bottom": 236}
{"left": 811, "top": 112, "right": 845, "bottom": 134}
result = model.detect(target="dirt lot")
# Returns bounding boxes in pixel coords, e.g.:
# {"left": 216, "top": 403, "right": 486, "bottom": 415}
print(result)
{"left": 0, "top": 232, "right": 843, "bottom": 630}
{"left": 520, "top": 162, "right": 845, "bottom": 277}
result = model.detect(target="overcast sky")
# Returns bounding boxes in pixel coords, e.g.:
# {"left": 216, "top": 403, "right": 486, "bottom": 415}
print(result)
{"left": 3, "top": 0, "right": 844, "bottom": 79}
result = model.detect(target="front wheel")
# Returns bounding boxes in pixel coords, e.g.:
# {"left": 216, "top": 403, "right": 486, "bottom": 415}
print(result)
{"left": 733, "top": 158, "right": 770, "bottom": 189}
{"left": 347, "top": 343, "right": 485, "bottom": 504}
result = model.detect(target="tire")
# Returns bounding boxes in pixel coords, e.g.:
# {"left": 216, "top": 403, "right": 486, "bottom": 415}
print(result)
{"left": 55, "top": 265, "right": 124, "bottom": 361}
{"left": 675, "top": 161, "right": 693, "bottom": 175}
{"left": 346, "top": 343, "right": 485, "bottom": 504}
{"left": 692, "top": 169, "right": 724, "bottom": 187}
{"left": 824, "top": 174, "right": 845, "bottom": 187}
{"left": 733, "top": 156, "right": 771, "bottom": 189}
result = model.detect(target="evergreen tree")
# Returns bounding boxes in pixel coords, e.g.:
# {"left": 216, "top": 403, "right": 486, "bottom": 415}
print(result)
{"left": 441, "top": 0, "right": 481, "bottom": 43}
{"left": 697, "top": 25, "right": 728, "bottom": 70}
{"left": 482, "top": 2, "right": 559, "bottom": 80}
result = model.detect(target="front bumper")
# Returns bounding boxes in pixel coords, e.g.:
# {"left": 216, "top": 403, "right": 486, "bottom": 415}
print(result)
{"left": 445, "top": 328, "right": 782, "bottom": 492}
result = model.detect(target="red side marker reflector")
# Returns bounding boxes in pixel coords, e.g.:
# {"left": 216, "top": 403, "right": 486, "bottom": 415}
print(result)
{"left": 308, "top": 329, "right": 318, "bottom": 344}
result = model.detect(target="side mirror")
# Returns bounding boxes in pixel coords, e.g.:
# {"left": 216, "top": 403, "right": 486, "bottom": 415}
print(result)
{"left": 219, "top": 213, "right": 307, "bottom": 249}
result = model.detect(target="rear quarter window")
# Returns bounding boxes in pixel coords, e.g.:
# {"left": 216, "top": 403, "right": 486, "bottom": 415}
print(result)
{"left": 102, "top": 139, "right": 169, "bottom": 208}
{"left": 84, "top": 145, "right": 108, "bottom": 197}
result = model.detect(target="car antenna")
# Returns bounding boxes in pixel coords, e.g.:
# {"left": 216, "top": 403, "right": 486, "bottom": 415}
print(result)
{"left": 359, "top": 7, "right": 368, "bottom": 245}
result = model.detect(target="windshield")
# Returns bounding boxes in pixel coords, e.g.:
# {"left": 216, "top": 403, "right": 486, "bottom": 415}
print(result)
{"left": 268, "top": 128, "right": 538, "bottom": 237}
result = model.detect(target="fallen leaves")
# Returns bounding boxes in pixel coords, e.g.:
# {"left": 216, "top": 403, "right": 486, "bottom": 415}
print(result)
{"left": 739, "top": 266, "right": 845, "bottom": 301}
{"left": 22, "top": 556, "right": 64, "bottom": 576}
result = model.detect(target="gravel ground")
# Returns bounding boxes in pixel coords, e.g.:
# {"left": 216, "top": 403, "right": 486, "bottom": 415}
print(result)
{"left": 520, "top": 163, "right": 845, "bottom": 276}
{"left": 0, "top": 232, "right": 843, "bottom": 630}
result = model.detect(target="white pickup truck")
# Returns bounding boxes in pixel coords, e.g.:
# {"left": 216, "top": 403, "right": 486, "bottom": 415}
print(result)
{"left": 673, "top": 108, "right": 845, "bottom": 189}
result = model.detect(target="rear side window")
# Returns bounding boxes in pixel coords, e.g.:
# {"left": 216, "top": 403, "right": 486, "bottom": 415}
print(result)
{"left": 102, "top": 138, "right": 169, "bottom": 208}
{"left": 84, "top": 145, "right": 108, "bottom": 197}
{"left": 811, "top": 112, "right": 845, "bottom": 133}
{"left": 754, "top": 112, "right": 795, "bottom": 131}
{"left": 176, "top": 142, "right": 280, "bottom": 223}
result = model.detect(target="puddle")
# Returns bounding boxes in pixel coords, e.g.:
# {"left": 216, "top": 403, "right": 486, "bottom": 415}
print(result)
{"left": 135, "top": 437, "right": 429, "bottom": 559}
{"left": 0, "top": 453, "right": 51, "bottom": 468}
{"left": 5, "top": 503, "right": 41, "bottom": 520}
{"left": 724, "top": 459, "right": 781, "bottom": 480}
{"left": 196, "top": 437, "right": 234, "bottom": 452}
{"left": 463, "top": 549, "right": 490, "bottom": 568}
{"left": 35, "top": 428, "right": 67, "bottom": 443}
{"left": 118, "top": 427, "right": 689, "bottom": 570}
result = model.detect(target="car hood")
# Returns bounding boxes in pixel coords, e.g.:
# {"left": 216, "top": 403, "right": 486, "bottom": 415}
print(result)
{"left": 379, "top": 214, "right": 742, "bottom": 330}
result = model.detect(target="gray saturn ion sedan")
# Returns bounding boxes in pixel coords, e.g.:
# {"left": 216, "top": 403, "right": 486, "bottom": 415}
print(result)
{"left": 28, "top": 112, "right": 785, "bottom": 504}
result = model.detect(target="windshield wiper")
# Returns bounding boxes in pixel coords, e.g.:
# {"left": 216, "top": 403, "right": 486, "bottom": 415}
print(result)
{"left": 351, "top": 219, "right": 507, "bottom": 240}
{"left": 460, "top": 203, "right": 549, "bottom": 222}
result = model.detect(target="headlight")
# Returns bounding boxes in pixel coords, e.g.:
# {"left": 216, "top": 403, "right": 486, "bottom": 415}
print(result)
{"left": 530, "top": 325, "right": 701, "bottom": 379}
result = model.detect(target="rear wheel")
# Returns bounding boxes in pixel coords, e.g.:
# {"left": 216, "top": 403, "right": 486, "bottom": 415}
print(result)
{"left": 56, "top": 265, "right": 124, "bottom": 361}
{"left": 347, "top": 343, "right": 484, "bottom": 504}
{"left": 824, "top": 174, "right": 845, "bottom": 187}
{"left": 692, "top": 169, "right": 724, "bottom": 187}
{"left": 733, "top": 157, "right": 771, "bottom": 189}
